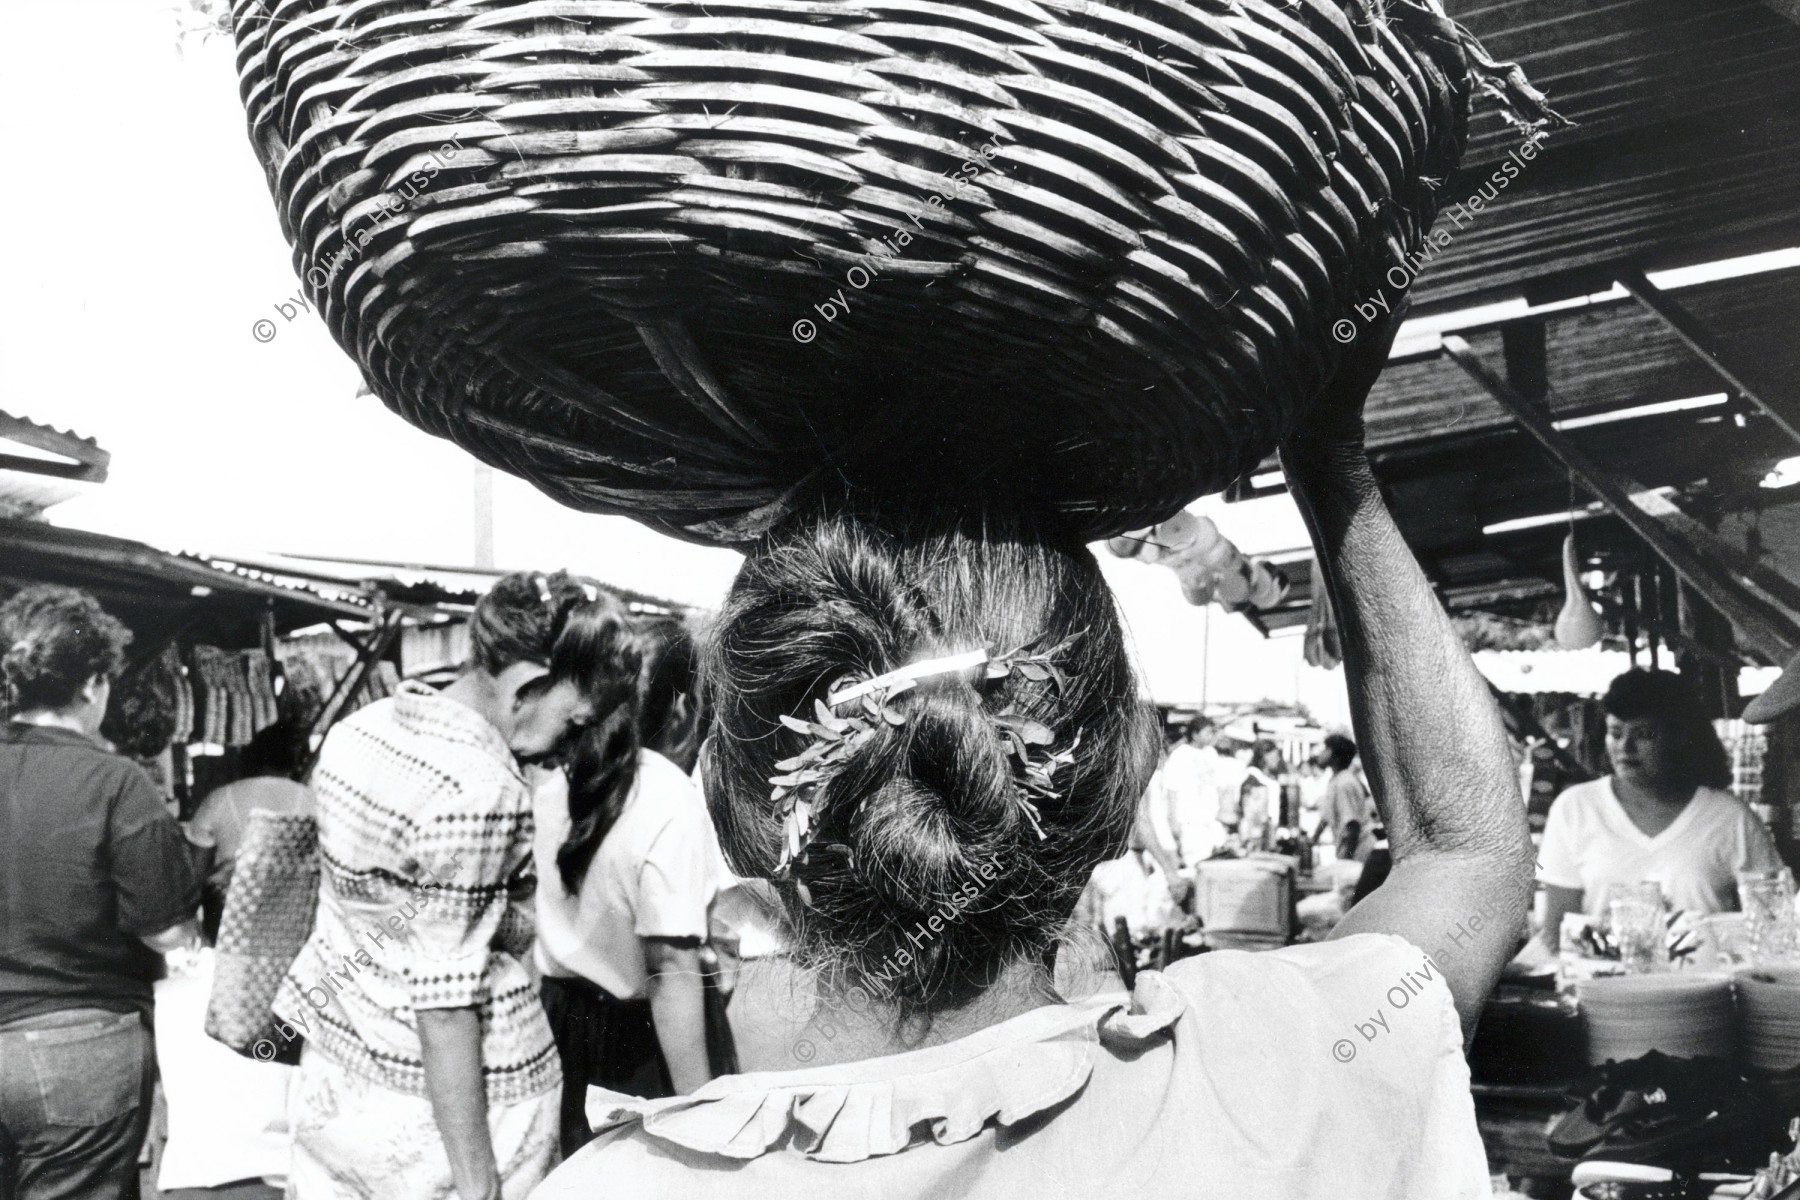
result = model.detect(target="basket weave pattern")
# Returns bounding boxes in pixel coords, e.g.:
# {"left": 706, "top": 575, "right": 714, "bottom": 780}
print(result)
{"left": 233, "top": 0, "right": 1485, "bottom": 543}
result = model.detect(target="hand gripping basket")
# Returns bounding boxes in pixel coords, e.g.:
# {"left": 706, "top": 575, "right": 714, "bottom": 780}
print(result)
{"left": 231, "top": 0, "right": 1554, "bottom": 544}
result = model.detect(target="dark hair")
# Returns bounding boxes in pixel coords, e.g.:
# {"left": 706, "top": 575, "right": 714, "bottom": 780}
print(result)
{"left": 1, "top": 586, "right": 132, "bottom": 713}
{"left": 101, "top": 654, "right": 180, "bottom": 759}
{"left": 552, "top": 591, "right": 648, "bottom": 893}
{"left": 638, "top": 619, "right": 705, "bottom": 773}
{"left": 703, "top": 507, "right": 1157, "bottom": 1014}
{"left": 240, "top": 718, "right": 308, "bottom": 779}
{"left": 1250, "top": 738, "right": 1286, "bottom": 774}
{"left": 1602, "top": 668, "right": 1731, "bottom": 791}
{"left": 1322, "top": 733, "right": 1358, "bottom": 771}
{"left": 471, "top": 570, "right": 601, "bottom": 676}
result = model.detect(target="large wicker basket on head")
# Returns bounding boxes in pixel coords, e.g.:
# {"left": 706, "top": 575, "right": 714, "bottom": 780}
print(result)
{"left": 232, "top": 0, "right": 1554, "bottom": 544}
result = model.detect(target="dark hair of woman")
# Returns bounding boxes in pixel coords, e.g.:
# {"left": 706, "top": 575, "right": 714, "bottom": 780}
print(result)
{"left": 638, "top": 619, "right": 705, "bottom": 773}
{"left": 1602, "top": 668, "right": 1731, "bottom": 791}
{"left": 239, "top": 717, "right": 309, "bottom": 779}
{"left": 472, "top": 569, "right": 604, "bottom": 675}
{"left": 1250, "top": 739, "right": 1286, "bottom": 775}
{"left": 0, "top": 585, "right": 133, "bottom": 713}
{"left": 101, "top": 654, "right": 181, "bottom": 759}
{"left": 702, "top": 505, "right": 1157, "bottom": 1016}
{"left": 552, "top": 591, "right": 648, "bottom": 893}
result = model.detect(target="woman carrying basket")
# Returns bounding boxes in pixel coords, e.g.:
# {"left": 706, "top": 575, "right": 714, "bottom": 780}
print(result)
{"left": 535, "top": 307, "right": 1534, "bottom": 1198}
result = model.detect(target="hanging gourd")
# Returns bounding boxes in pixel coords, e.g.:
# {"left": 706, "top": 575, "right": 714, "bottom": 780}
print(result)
{"left": 1553, "top": 533, "right": 1604, "bottom": 650}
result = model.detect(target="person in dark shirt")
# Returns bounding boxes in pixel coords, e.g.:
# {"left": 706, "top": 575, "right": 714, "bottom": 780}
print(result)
{"left": 0, "top": 585, "right": 203, "bottom": 1199}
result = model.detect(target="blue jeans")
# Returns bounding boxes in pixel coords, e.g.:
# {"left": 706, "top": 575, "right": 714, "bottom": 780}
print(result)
{"left": 0, "top": 1008, "right": 154, "bottom": 1200}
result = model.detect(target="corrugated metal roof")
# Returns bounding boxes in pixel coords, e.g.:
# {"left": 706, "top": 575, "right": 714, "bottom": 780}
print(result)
{"left": 0, "top": 410, "right": 109, "bottom": 484}
{"left": 0, "top": 519, "right": 372, "bottom": 642}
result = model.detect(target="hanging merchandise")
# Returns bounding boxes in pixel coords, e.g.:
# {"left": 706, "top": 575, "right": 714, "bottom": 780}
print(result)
{"left": 274, "top": 645, "right": 402, "bottom": 733}
{"left": 186, "top": 645, "right": 281, "bottom": 747}
{"left": 1554, "top": 533, "right": 1604, "bottom": 650}
{"left": 1304, "top": 579, "right": 1342, "bottom": 672}
{"left": 1106, "top": 512, "right": 1289, "bottom": 614}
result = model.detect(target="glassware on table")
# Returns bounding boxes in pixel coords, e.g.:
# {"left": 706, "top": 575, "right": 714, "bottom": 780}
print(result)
{"left": 1739, "top": 866, "right": 1800, "bottom": 967}
{"left": 1607, "top": 881, "right": 1668, "bottom": 974}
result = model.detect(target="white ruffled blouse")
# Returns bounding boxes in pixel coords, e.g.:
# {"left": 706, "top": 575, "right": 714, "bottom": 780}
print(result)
{"left": 533, "top": 933, "right": 1490, "bottom": 1200}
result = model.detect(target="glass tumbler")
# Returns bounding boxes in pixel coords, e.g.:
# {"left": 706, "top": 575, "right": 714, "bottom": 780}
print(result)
{"left": 1607, "top": 881, "right": 1667, "bottom": 974}
{"left": 1739, "top": 867, "right": 1800, "bottom": 967}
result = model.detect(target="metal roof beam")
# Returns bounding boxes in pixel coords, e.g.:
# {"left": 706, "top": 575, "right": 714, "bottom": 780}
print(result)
{"left": 1444, "top": 334, "right": 1800, "bottom": 664}
{"left": 1617, "top": 267, "right": 1800, "bottom": 451}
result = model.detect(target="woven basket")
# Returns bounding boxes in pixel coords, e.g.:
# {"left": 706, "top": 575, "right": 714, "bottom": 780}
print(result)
{"left": 231, "top": 0, "right": 1553, "bottom": 544}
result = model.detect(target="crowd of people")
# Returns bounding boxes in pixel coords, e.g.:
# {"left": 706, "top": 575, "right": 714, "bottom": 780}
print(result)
{"left": 0, "top": 324, "right": 1786, "bottom": 1200}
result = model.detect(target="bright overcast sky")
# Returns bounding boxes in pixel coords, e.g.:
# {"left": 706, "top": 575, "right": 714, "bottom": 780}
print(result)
{"left": 0, "top": 0, "right": 1350, "bottom": 722}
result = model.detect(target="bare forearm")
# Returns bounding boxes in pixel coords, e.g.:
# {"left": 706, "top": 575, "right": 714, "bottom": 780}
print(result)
{"left": 644, "top": 941, "right": 712, "bottom": 1094}
{"left": 418, "top": 1007, "right": 499, "bottom": 1200}
{"left": 1283, "top": 449, "right": 1528, "bottom": 868}
{"left": 1284, "top": 445, "right": 1532, "bottom": 1026}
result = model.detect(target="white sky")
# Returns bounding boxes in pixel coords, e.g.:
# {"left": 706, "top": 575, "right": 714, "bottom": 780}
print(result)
{"left": 0, "top": 0, "right": 1351, "bottom": 723}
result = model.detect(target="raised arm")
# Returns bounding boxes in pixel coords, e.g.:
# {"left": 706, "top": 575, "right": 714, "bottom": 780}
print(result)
{"left": 1279, "top": 313, "right": 1534, "bottom": 1036}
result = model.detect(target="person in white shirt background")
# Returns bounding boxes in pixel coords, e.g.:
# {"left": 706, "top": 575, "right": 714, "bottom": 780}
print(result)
{"left": 1532, "top": 668, "right": 1781, "bottom": 956}
{"left": 533, "top": 617, "right": 719, "bottom": 1157}
{"left": 1162, "top": 717, "right": 1232, "bottom": 867}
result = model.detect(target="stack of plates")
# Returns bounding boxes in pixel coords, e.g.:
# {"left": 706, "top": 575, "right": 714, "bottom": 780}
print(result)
{"left": 1576, "top": 974, "right": 1736, "bottom": 1065}
{"left": 1735, "top": 967, "right": 1800, "bottom": 1072}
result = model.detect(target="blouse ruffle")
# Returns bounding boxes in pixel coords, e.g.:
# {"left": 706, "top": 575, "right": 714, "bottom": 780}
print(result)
{"left": 586, "top": 977, "right": 1185, "bottom": 1164}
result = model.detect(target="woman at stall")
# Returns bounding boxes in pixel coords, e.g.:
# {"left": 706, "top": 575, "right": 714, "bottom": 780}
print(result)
{"left": 1533, "top": 667, "right": 1781, "bottom": 951}
{"left": 0, "top": 585, "right": 203, "bottom": 1199}
{"left": 1237, "top": 738, "right": 1288, "bottom": 848}
{"left": 534, "top": 310, "right": 1533, "bottom": 1199}
{"left": 534, "top": 617, "right": 718, "bottom": 1157}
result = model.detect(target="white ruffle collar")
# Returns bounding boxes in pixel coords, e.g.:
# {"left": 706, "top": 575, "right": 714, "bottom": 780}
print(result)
{"left": 587, "top": 970, "right": 1187, "bottom": 1164}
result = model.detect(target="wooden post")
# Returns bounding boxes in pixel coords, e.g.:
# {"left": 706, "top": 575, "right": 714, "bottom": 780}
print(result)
{"left": 1444, "top": 335, "right": 1800, "bottom": 664}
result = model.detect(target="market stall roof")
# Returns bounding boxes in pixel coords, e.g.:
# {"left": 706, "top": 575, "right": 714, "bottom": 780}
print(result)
{"left": 220, "top": 551, "right": 691, "bottom": 618}
{"left": 1235, "top": 1, "right": 1800, "bottom": 666}
{"left": 0, "top": 518, "right": 372, "bottom": 651}
{"left": 1413, "top": 0, "right": 1800, "bottom": 314}
{"left": 0, "top": 410, "right": 110, "bottom": 519}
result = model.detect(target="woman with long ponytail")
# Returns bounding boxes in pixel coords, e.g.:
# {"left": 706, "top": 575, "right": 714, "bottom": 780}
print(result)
{"left": 533, "top": 609, "right": 719, "bottom": 1157}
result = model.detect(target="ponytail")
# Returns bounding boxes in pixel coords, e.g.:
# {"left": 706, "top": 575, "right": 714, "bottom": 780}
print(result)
{"left": 555, "top": 695, "right": 642, "bottom": 893}
{"left": 549, "top": 590, "right": 646, "bottom": 892}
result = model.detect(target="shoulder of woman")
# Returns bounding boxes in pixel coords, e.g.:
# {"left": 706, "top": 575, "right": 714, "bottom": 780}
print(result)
{"left": 1547, "top": 777, "right": 1608, "bottom": 815}
{"left": 1156, "top": 934, "right": 1465, "bottom": 1094}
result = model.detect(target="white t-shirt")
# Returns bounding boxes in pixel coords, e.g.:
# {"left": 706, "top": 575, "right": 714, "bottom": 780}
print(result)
{"left": 534, "top": 750, "right": 720, "bottom": 999}
{"left": 1163, "top": 742, "right": 1226, "bottom": 864}
{"left": 1538, "top": 777, "right": 1781, "bottom": 917}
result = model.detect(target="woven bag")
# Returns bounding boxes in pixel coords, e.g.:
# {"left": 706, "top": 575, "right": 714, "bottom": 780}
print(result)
{"left": 232, "top": 0, "right": 1556, "bottom": 544}
{"left": 204, "top": 810, "right": 320, "bottom": 1065}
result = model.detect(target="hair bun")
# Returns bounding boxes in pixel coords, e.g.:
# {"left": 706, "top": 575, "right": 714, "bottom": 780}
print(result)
{"left": 840, "top": 687, "right": 1017, "bottom": 917}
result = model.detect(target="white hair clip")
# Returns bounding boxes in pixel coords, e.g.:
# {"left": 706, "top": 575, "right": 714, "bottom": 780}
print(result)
{"left": 827, "top": 648, "right": 989, "bottom": 707}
